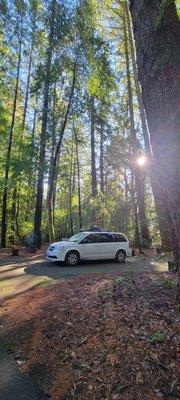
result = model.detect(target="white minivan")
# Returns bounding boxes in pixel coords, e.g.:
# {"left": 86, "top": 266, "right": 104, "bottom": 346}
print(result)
{"left": 47, "top": 231, "right": 132, "bottom": 266}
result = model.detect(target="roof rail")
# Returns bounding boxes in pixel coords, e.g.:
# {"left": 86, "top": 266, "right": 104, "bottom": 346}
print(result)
{"left": 79, "top": 228, "right": 111, "bottom": 233}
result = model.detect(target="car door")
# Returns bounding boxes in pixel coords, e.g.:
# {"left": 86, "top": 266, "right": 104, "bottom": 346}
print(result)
{"left": 78, "top": 233, "right": 100, "bottom": 260}
{"left": 98, "top": 233, "right": 114, "bottom": 259}
{"left": 114, "top": 233, "right": 128, "bottom": 255}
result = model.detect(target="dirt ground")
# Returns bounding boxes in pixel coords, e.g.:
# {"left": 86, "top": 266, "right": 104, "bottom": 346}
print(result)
{"left": 0, "top": 265, "right": 179, "bottom": 400}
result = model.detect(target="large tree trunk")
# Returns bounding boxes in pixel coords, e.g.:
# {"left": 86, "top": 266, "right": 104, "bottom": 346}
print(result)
{"left": 100, "top": 117, "right": 105, "bottom": 193}
{"left": 74, "top": 127, "right": 83, "bottom": 229}
{"left": 47, "top": 86, "right": 57, "bottom": 243}
{"left": 90, "top": 96, "right": 97, "bottom": 197}
{"left": 1, "top": 37, "right": 22, "bottom": 248}
{"left": 10, "top": 186, "right": 17, "bottom": 245}
{"left": 47, "top": 65, "right": 76, "bottom": 243}
{"left": 33, "top": 0, "right": 56, "bottom": 248}
{"left": 130, "top": 0, "right": 180, "bottom": 295}
{"left": 123, "top": 12, "right": 150, "bottom": 244}
{"left": 15, "top": 37, "right": 35, "bottom": 239}
{"left": 69, "top": 143, "right": 74, "bottom": 236}
{"left": 126, "top": 2, "right": 171, "bottom": 249}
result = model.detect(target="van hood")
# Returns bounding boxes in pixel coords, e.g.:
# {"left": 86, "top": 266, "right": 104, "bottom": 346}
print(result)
{"left": 50, "top": 241, "right": 77, "bottom": 247}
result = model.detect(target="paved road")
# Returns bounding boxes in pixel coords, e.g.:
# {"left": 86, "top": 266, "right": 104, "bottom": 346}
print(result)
{"left": 0, "top": 252, "right": 168, "bottom": 299}
{"left": 0, "top": 346, "right": 47, "bottom": 400}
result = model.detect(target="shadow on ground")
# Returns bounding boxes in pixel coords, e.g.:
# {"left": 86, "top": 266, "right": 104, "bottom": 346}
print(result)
{"left": 24, "top": 256, "right": 167, "bottom": 282}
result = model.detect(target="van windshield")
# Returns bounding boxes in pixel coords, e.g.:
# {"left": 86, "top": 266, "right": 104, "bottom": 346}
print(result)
{"left": 68, "top": 232, "right": 87, "bottom": 242}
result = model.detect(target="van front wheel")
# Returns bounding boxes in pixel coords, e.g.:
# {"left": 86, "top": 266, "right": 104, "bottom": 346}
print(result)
{"left": 115, "top": 250, "right": 126, "bottom": 263}
{"left": 65, "top": 251, "right": 80, "bottom": 266}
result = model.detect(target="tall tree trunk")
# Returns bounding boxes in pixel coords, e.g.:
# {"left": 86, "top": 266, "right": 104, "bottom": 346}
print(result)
{"left": 10, "top": 186, "right": 17, "bottom": 245}
{"left": 100, "top": 117, "right": 105, "bottom": 193}
{"left": 123, "top": 12, "right": 150, "bottom": 244}
{"left": 126, "top": 2, "right": 171, "bottom": 249}
{"left": 47, "top": 64, "right": 76, "bottom": 243}
{"left": 15, "top": 38, "right": 35, "bottom": 239}
{"left": 129, "top": 0, "right": 180, "bottom": 295}
{"left": 22, "top": 42, "right": 33, "bottom": 132}
{"left": 33, "top": 0, "right": 56, "bottom": 248}
{"left": 47, "top": 86, "right": 57, "bottom": 243}
{"left": 69, "top": 144, "right": 74, "bottom": 236}
{"left": 74, "top": 127, "right": 82, "bottom": 229}
{"left": 133, "top": 198, "right": 141, "bottom": 252}
{"left": 90, "top": 96, "right": 97, "bottom": 197}
{"left": 25, "top": 100, "right": 38, "bottom": 218}
{"left": 1, "top": 37, "right": 22, "bottom": 248}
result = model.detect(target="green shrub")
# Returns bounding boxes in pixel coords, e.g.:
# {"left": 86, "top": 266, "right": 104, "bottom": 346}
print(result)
{"left": 156, "top": 278, "right": 174, "bottom": 289}
{"left": 4, "top": 340, "right": 14, "bottom": 353}
{"left": 149, "top": 331, "right": 165, "bottom": 343}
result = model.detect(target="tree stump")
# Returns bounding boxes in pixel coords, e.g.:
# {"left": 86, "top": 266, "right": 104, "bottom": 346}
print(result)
{"left": 12, "top": 247, "right": 19, "bottom": 256}
{"left": 26, "top": 244, "right": 37, "bottom": 254}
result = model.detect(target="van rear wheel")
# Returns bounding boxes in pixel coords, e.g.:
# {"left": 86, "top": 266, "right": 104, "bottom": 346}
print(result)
{"left": 115, "top": 250, "right": 126, "bottom": 263}
{"left": 65, "top": 251, "right": 80, "bottom": 266}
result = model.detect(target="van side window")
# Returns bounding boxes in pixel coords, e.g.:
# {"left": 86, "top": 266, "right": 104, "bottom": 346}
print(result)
{"left": 80, "top": 234, "right": 98, "bottom": 244}
{"left": 98, "top": 233, "right": 114, "bottom": 243}
{"left": 114, "top": 234, "right": 127, "bottom": 242}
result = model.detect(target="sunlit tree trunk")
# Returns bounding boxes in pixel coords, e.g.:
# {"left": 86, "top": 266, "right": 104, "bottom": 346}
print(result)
{"left": 15, "top": 36, "right": 35, "bottom": 239}
{"left": 90, "top": 96, "right": 97, "bottom": 197}
{"left": 46, "top": 86, "right": 57, "bottom": 243}
{"left": 1, "top": 36, "right": 22, "bottom": 248}
{"left": 123, "top": 12, "right": 150, "bottom": 244}
{"left": 25, "top": 99, "right": 38, "bottom": 219}
{"left": 74, "top": 127, "right": 82, "bottom": 229}
{"left": 126, "top": 2, "right": 171, "bottom": 249}
{"left": 69, "top": 143, "right": 74, "bottom": 235}
{"left": 130, "top": 0, "right": 180, "bottom": 298}
{"left": 47, "top": 65, "right": 76, "bottom": 243}
{"left": 100, "top": 117, "right": 105, "bottom": 193}
{"left": 10, "top": 186, "right": 17, "bottom": 245}
{"left": 33, "top": 0, "right": 56, "bottom": 248}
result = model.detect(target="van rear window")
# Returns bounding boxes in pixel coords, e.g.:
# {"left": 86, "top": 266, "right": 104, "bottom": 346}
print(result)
{"left": 114, "top": 234, "right": 127, "bottom": 242}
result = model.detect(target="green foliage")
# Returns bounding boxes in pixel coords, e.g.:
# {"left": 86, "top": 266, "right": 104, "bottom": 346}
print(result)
{"left": 0, "top": 0, "right": 162, "bottom": 250}
{"left": 153, "top": 0, "right": 173, "bottom": 30}
{"left": 168, "top": 260, "right": 176, "bottom": 272}
{"left": 115, "top": 276, "right": 124, "bottom": 284}
{"left": 149, "top": 331, "right": 165, "bottom": 344}
{"left": 3, "top": 340, "right": 14, "bottom": 353}
{"left": 156, "top": 278, "right": 174, "bottom": 289}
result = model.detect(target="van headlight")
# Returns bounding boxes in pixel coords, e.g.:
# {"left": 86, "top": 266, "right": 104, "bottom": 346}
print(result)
{"left": 48, "top": 245, "right": 55, "bottom": 252}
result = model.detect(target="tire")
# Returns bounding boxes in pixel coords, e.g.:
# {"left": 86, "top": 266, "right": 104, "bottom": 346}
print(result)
{"left": 65, "top": 251, "right": 80, "bottom": 266}
{"left": 115, "top": 249, "right": 126, "bottom": 263}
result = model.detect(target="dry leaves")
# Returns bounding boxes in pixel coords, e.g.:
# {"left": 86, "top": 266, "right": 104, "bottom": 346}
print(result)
{"left": 0, "top": 271, "right": 179, "bottom": 400}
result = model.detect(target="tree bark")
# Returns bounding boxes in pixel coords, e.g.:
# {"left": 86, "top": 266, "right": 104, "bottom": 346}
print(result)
{"left": 10, "top": 186, "right": 17, "bottom": 245}
{"left": 69, "top": 143, "right": 74, "bottom": 236}
{"left": 74, "top": 127, "right": 83, "bottom": 229}
{"left": 47, "top": 64, "right": 76, "bottom": 243}
{"left": 126, "top": 2, "right": 171, "bottom": 249}
{"left": 1, "top": 36, "right": 22, "bottom": 248}
{"left": 90, "top": 96, "right": 97, "bottom": 197}
{"left": 100, "top": 117, "right": 105, "bottom": 193}
{"left": 130, "top": 0, "right": 180, "bottom": 293}
{"left": 123, "top": 11, "right": 150, "bottom": 244}
{"left": 46, "top": 86, "right": 57, "bottom": 243}
{"left": 33, "top": 0, "right": 56, "bottom": 248}
{"left": 15, "top": 34, "right": 35, "bottom": 239}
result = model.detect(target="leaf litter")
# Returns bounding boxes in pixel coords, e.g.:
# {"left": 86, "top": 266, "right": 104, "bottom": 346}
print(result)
{"left": 0, "top": 271, "right": 179, "bottom": 400}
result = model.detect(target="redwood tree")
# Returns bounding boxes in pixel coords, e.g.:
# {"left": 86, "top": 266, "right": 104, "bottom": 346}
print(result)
{"left": 129, "top": 1, "right": 180, "bottom": 274}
